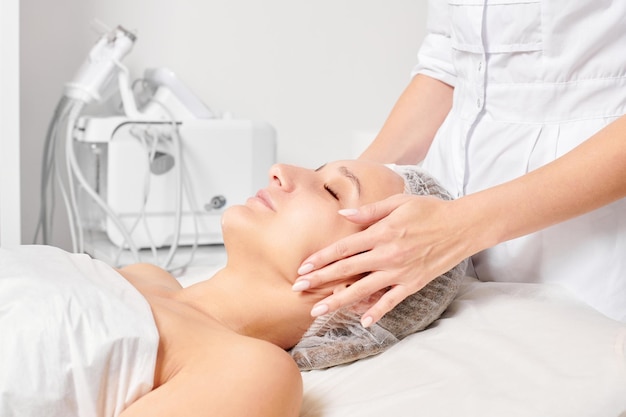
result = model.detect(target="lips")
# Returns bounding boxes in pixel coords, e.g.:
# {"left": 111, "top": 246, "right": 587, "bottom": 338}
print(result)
{"left": 253, "top": 189, "right": 275, "bottom": 211}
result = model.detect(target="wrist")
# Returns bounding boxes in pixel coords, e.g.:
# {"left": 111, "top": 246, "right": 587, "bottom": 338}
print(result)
{"left": 451, "top": 193, "right": 503, "bottom": 257}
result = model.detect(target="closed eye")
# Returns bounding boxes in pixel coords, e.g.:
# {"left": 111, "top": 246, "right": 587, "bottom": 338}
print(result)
{"left": 324, "top": 184, "right": 339, "bottom": 200}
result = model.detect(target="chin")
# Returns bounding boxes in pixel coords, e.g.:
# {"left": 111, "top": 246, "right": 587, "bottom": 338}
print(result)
{"left": 220, "top": 204, "right": 252, "bottom": 231}
{"left": 220, "top": 206, "right": 245, "bottom": 248}
{"left": 220, "top": 205, "right": 269, "bottom": 259}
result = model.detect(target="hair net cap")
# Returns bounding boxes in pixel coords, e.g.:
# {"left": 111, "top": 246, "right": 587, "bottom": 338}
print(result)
{"left": 290, "top": 164, "right": 468, "bottom": 371}
{"left": 385, "top": 163, "right": 454, "bottom": 199}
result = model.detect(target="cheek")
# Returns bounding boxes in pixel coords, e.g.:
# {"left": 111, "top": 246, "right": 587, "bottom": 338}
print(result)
{"left": 276, "top": 205, "right": 356, "bottom": 255}
{"left": 220, "top": 201, "right": 359, "bottom": 266}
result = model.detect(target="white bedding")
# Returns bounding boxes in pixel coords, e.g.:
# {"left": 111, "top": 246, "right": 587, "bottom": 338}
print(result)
{"left": 2, "top": 246, "right": 623, "bottom": 416}
{"left": 177, "top": 261, "right": 626, "bottom": 416}
{"left": 0, "top": 245, "right": 159, "bottom": 417}
{"left": 299, "top": 278, "right": 626, "bottom": 417}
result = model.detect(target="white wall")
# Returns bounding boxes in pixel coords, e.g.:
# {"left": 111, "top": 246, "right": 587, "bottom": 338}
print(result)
{"left": 1, "top": 0, "right": 21, "bottom": 246}
{"left": 20, "top": 0, "right": 428, "bottom": 249}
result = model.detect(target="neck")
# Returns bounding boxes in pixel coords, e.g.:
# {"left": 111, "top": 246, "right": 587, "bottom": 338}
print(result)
{"left": 178, "top": 262, "right": 328, "bottom": 349}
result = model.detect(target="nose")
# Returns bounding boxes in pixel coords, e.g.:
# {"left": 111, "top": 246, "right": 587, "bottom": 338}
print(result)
{"left": 268, "top": 163, "right": 297, "bottom": 192}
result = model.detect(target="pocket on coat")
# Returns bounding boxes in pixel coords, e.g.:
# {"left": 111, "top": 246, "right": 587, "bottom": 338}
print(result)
{"left": 449, "top": 0, "right": 543, "bottom": 53}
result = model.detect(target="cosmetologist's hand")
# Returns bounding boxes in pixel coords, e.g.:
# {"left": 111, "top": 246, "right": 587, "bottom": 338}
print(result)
{"left": 292, "top": 194, "right": 472, "bottom": 328}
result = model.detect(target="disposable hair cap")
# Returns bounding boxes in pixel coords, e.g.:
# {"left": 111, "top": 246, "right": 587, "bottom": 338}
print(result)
{"left": 290, "top": 164, "right": 468, "bottom": 370}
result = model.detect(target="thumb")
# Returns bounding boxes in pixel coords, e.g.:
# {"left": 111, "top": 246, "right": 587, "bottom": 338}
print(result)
{"left": 338, "top": 194, "right": 411, "bottom": 224}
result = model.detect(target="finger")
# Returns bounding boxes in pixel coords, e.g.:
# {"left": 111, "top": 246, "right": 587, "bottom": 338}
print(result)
{"left": 295, "top": 249, "right": 387, "bottom": 292}
{"left": 297, "top": 195, "right": 411, "bottom": 275}
{"left": 359, "top": 285, "right": 411, "bottom": 327}
{"left": 309, "top": 270, "right": 393, "bottom": 318}
{"left": 338, "top": 194, "right": 413, "bottom": 225}
{"left": 296, "top": 228, "right": 375, "bottom": 277}
{"left": 295, "top": 225, "right": 398, "bottom": 291}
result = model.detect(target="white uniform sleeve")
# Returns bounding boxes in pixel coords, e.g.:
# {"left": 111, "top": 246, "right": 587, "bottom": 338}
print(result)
{"left": 411, "top": 0, "right": 457, "bottom": 87}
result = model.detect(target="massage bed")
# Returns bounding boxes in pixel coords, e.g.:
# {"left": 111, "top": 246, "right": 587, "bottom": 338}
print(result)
{"left": 298, "top": 278, "right": 626, "bottom": 417}
{"left": 179, "top": 259, "right": 626, "bottom": 417}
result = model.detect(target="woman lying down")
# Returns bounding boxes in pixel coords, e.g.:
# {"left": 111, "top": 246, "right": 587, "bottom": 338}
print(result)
{"left": 0, "top": 160, "right": 466, "bottom": 417}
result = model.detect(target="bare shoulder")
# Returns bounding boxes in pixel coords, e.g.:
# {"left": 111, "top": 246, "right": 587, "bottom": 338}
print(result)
{"left": 219, "top": 337, "right": 303, "bottom": 415}
{"left": 121, "top": 335, "right": 302, "bottom": 417}
{"left": 116, "top": 263, "right": 182, "bottom": 291}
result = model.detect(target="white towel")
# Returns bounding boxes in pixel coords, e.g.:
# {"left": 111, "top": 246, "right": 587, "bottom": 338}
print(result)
{"left": 0, "top": 245, "right": 159, "bottom": 417}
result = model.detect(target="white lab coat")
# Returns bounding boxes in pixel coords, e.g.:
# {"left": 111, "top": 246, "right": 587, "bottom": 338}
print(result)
{"left": 417, "top": 0, "right": 626, "bottom": 322}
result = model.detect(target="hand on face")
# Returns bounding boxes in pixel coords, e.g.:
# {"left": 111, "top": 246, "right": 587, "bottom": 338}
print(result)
{"left": 292, "top": 192, "right": 470, "bottom": 328}
{"left": 221, "top": 160, "right": 405, "bottom": 292}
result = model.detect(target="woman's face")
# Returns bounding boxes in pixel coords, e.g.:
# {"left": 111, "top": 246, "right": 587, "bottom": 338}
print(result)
{"left": 221, "top": 160, "right": 404, "bottom": 279}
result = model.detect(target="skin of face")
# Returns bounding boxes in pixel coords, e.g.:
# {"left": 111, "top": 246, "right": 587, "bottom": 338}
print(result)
{"left": 220, "top": 160, "right": 405, "bottom": 284}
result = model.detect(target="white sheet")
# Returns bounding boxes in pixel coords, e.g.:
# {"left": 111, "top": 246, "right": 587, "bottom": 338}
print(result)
{"left": 8, "top": 247, "right": 620, "bottom": 416}
{"left": 299, "top": 278, "right": 626, "bottom": 417}
{"left": 0, "top": 245, "right": 159, "bottom": 417}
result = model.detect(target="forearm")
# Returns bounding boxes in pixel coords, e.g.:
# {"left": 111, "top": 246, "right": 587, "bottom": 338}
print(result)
{"left": 359, "top": 74, "right": 454, "bottom": 164}
{"left": 460, "top": 114, "right": 626, "bottom": 254}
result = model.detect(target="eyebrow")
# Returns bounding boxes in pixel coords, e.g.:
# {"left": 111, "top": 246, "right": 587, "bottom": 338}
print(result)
{"left": 339, "top": 166, "right": 361, "bottom": 197}
{"left": 315, "top": 164, "right": 361, "bottom": 197}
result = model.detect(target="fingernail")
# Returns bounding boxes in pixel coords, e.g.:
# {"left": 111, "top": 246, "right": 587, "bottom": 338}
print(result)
{"left": 338, "top": 208, "right": 359, "bottom": 217}
{"left": 297, "top": 263, "right": 314, "bottom": 275}
{"left": 291, "top": 280, "right": 310, "bottom": 292}
{"left": 310, "top": 304, "right": 329, "bottom": 317}
{"left": 361, "top": 316, "right": 373, "bottom": 328}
